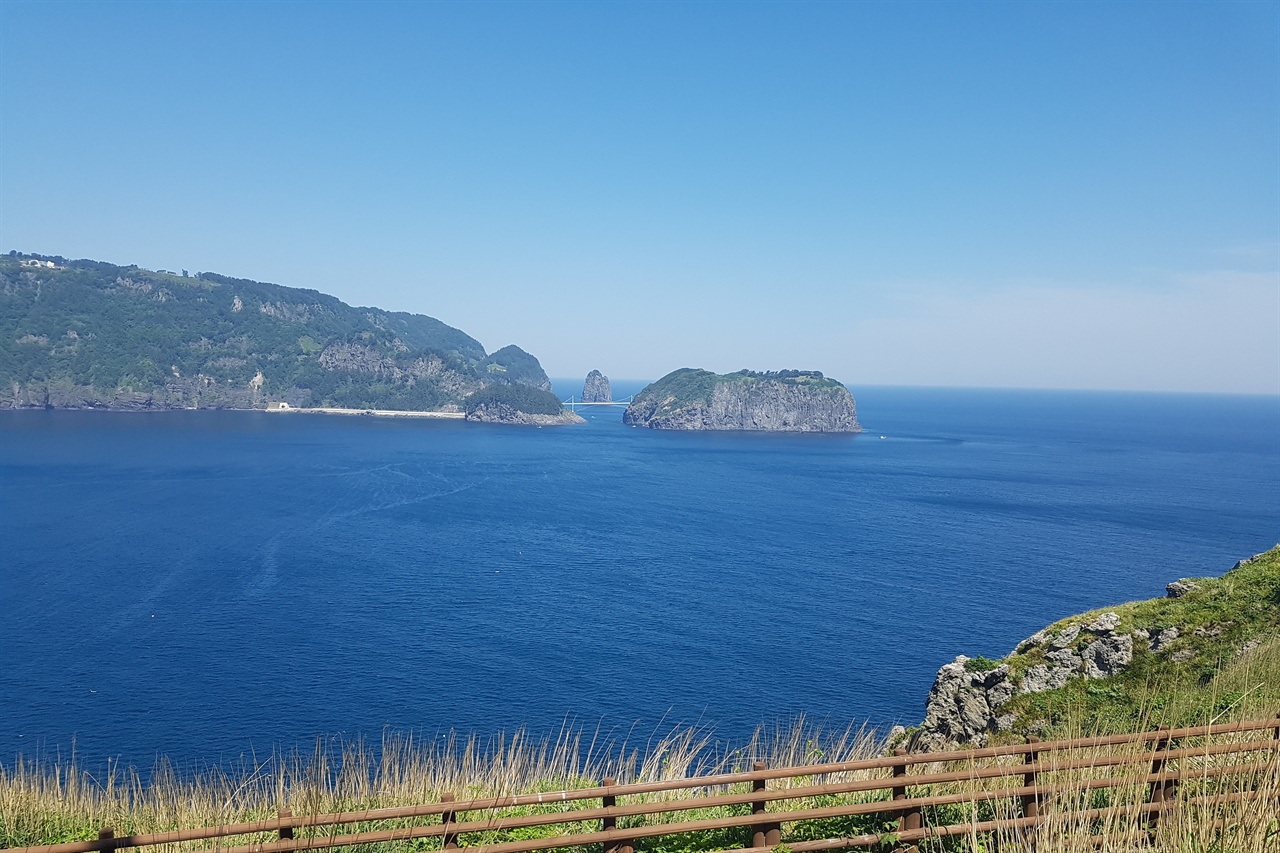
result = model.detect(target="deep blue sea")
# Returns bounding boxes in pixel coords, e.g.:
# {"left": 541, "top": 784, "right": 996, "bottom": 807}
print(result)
{"left": 2, "top": 384, "right": 1278, "bottom": 773}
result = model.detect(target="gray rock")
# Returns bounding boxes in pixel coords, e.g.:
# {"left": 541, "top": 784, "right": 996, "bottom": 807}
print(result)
{"left": 1045, "top": 647, "right": 1081, "bottom": 669}
{"left": 1015, "top": 629, "right": 1049, "bottom": 653}
{"left": 912, "top": 656, "right": 1011, "bottom": 751}
{"left": 1132, "top": 628, "right": 1150, "bottom": 642}
{"left": 1151, "top": 627, "right": 1179, "bottom": 652}
{"left": 1232, "top": 550, "right": 1273, "bottom": 569}
{"left": 916, "top": 653, "right": 993, "bottom": 747}
{"left": 1086, "top": 612, "right": 1121, "bottom": 633}
{"left": 1166, "top": 579, "right": 1199, "bottom": 598}
{"left": 582, "top": 370, "right": 612, "bottom": 403}
{"left": 981, "top": 664, "right": 1010, "bottom": 688}
{"left": 1081, "top": 634, "right": 1134, "bottom": 679}
{"left": 1019, "top": 664, "right": 1073, "bottom": 694}
{"left": 958, "top": 690, "right": 992, "bottom": 733}
{"left": 1171, "top": 649, "right": 1195, "bottom": 663}
{"left": 1050, "top": 625, "right": 1081, "bottom": 649}
{"left": 987, "top": 677, "right": 1014, "bottom": 709}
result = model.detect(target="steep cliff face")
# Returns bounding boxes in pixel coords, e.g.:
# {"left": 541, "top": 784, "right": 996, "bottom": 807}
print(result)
{"left": 4, "top": 376, "right": 263, "bottom": 410}
{"left": 582, "top": 370, "right": 611, "bottom": 403}
{"left": 623, "top": 369, "right": 860, "bottom": 432}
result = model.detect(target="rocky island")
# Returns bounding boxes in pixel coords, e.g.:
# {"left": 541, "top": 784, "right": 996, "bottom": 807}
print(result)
{"left": 622, "top": 368, "right": 860, "bottom": 432}
{"left": 582, "top": 370, "right": 611, "bottom": 403}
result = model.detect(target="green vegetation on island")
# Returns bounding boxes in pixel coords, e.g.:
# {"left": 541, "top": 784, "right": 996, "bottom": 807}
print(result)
{"left": 464, "top": 383, "right": 567, "bottom": 417}
{"left": 635, "top": 368, "right": 846, "bottom": 407}
{"left": 623, "top": 368, "right": 860, "bottom": 432}
{"left": 0, "top": 252, "right": 554, "bottom": 413}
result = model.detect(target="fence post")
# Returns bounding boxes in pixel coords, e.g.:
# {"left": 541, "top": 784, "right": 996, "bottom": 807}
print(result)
{"left": 1147, "top": 726, "right": 1172, "bottom": 831}
{"left": 441, "top": 792, "right": 458, "bottom": 849}
{"left": 602, "top": 776, "right": 617, "bottom": 843}
{"left": 892, "top": 748, "right": 922, "bottom": 836}
{"left": 278, "top": 808, "right": 295, "bottom": 841}
{"left": 602, "top": 777, "right": 633, "bottom": 853}
{"left": 1021, "top": 736, "right": 1041, "bottom": 821}
{"left": 750, "top": 761, "right": 779, "bottom": 848}
{"left": 97, "top": 828, "right": 115, "bottom": 853}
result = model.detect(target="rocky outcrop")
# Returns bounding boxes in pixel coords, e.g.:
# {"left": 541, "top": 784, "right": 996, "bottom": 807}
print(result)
{"left": 913, "top": 610, "right": 1138, "bottom": 751}
{"left": 910, "top": 548, "right": 1280, "bottom": 751}
{"left": 583, "top": 370, "right": 611, "bottom": 403}
{"left": 464, "top": 403, "right": 585, "bottom": 426}
{"left": 623, "top": 369, "right": 860, "bottom": 432}
{"left": 911, "top": 658, "right": 1016, "bottom": 752}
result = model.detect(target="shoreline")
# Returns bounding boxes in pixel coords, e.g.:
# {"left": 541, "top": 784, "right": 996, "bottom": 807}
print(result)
{"left": 268, "top": 406, "right": 464, "bottom": 419}
{"left": 0, "top": 405, "right": 465, "bottom": 418}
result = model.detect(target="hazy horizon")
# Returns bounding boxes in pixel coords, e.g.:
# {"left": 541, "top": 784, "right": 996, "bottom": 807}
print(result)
{"left": 3, "top": 1, "right": 1276, "bottom": 395}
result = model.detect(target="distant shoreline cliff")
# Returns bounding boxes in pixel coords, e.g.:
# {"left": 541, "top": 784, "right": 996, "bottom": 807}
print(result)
{"left": 0, "top": 252, "right": 569, "bottom": 423}
{"left": 623, "top": 368, "right": 861, "bottom": 432}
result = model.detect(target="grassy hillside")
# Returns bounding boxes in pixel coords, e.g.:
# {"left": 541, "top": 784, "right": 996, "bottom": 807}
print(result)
{"left": 0, "top": 252, "right": 550, "bottom": 411}
{"left": 998, "top": 546, "right": 1280, "bottom": 737}
{"left": 905, "top": 546, "right": 1280, "bottom": 754}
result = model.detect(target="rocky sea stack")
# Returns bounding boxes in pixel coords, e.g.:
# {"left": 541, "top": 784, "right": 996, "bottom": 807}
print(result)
{"left": 623, "top": 368, "right": 860, "bottom": 432}
{"left": 582, "top": 370, "right": 612, "bottom": 403}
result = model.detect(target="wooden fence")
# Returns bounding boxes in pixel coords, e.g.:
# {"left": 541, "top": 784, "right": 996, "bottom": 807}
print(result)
{"left": 7, "top": 716, "right": 1278, "bottom": 853}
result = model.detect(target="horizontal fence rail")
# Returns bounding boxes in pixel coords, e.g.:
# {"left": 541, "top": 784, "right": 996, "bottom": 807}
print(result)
{"left": 8, "top": 715, "right": 1278, "bottom": 853}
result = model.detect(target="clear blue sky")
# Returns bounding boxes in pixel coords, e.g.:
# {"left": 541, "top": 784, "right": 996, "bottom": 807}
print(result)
{"left": 3, "top": 0, "right": 1277, "bottom": 393}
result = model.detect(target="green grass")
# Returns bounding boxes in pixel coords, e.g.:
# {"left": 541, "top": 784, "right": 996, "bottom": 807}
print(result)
{"left": 996, "top": 546, "right": 1280, "bottom": 739}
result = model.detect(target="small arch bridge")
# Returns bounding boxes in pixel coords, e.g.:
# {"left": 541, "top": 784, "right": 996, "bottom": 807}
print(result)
{"left": 563, "top": 395, "right": 633, "bottom": 411}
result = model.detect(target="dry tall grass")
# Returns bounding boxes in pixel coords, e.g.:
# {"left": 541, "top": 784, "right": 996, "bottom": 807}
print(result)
{"left": 0, "top": 719, "right": 883, "bottom": 849}
{"left": 2, "top": 713, "right": 1276, "bottom": 853}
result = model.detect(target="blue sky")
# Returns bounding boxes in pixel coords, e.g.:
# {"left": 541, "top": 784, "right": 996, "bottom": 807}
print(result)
{"left": 2, "top": 0, "right": 1277, "bottom": 393}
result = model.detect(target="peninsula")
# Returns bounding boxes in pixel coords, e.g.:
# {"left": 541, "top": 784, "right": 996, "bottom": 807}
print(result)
{"left": 0, "top": 252, "right": 578, "bottom": 424}
{"left": 623, "top": 368, "right": 861, "bottom": 432}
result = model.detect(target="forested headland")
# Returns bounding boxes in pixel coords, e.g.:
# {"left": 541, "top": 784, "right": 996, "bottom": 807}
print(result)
{"left": 1, "top": 252, "right": 553, "bottom": 412}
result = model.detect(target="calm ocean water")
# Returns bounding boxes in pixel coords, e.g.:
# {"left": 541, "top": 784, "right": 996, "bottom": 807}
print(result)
{"left": 2, "top": 384, "right": 1277, "bottom": 772}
